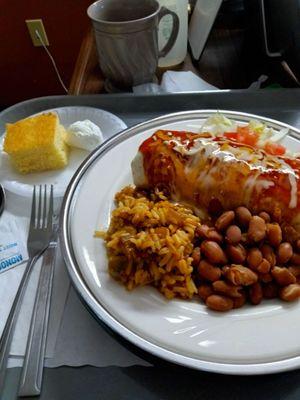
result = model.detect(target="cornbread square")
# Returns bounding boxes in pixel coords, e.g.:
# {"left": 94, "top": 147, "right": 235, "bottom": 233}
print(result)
{"left": 3, "top": 113, "right": 69, "bottom": 174}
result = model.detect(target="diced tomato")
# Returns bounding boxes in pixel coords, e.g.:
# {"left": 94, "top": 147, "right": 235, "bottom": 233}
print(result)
{"left": 224, "top": 132, "right": 237, "bottom": 140}
{"left": 236, "top": 126, "right": 259, "bottom": 147}
{"left": 264, "top": 142, "right": 286, "bottom": 156}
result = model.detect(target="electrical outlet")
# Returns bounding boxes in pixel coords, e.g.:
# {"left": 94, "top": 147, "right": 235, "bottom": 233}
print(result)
{"left": 26, "top": 19, "right": 49, "bottom": 47}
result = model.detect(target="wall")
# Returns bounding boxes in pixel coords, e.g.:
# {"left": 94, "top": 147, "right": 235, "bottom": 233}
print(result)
{"left": 0, "top": 0, "right": 92, "bottom": 109}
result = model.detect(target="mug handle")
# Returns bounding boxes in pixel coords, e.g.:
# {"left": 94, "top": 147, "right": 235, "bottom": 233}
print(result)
{"left": 158, "top": 6, "right": 180, "bottom": 58}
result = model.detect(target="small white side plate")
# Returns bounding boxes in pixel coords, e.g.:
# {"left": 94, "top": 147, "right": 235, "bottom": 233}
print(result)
{"left": 0, "top": 106, "right": 127, "bottom": 197}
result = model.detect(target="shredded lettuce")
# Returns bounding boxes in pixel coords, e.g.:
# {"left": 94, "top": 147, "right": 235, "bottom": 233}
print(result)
{"left": 248, "top": 119, "right": 266, "bottom": 134}
{"left": 200, "top": 113, "right": 237, "bottom": 135}
{"left": 247, "top": 119, "right": 272, "bottom": 146}
{"left": 269, "top": 127, "right": 289, "bottom": 142}
{"left": 199, "top": 113, "right": 289, "bottom": 148}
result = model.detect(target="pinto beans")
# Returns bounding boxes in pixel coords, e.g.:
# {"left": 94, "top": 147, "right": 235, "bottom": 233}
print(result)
{"left": 196, "top": 225, "right": 211, "bottom": 239}
{"left": 279, "top": 284, "right": 300, "bottom": 302}
{"left": 259, "top": 212, "right": 271, "bottom": 223}
{"left": 232, "top": 293, "right": 247, "bottom": 309}
{"left": 249, "top": 282, "right": 263, "bottom": 305}
{"left": 197, "top": 260, "right": 222, "bottom": 282}
{"left": 247, "top": 248, "right": 263, "bottom": 270}
{"left": 266, "top": 223, "right": 282, "bottom": 247}
{"left": 281, "top": 223, "right": 300, "bottom": 243}
{"left": 212, "top": 280, "right": 242, "bottom": 298}
{"left": 225, "top": 265, "right": 258, "bottom": 286}
{"left": 194, "top": 205, "right": 300, "bottom": 311}
{"left": 198, "top": 284, "right": 213, "bottom": 301}
{"left": 206, "top": 294, "right": 234, "bottom": 311}
{"left": 206, "top": 229, "right": 223, "bottom": 243}
{"left": 226, "top": 244, "right": 247, "bottom": 263}
{"left": 256, "top": 259, "right": 271, "bottom": 274}
{"left": 215, "top": 211, "right": 235, "bottom": 231}
{"left": 248, "top": 216, "right": 267, "bottom": 242}
{"left": 221, "top": 265, "right": 231, "bottom": 275}
{"left": 225, "top": 225, "right": 242, "bottom": 244}
{"left": 261, "top": 244, "right": 276, "bottom": 267}
{"left": 200, "top": 241, "right": 227, "bottom": 264}
{"left": 290, "top": 253, "right": 300, "bottom": 265}
{"left": 271, "top": 267, "right": 296, "bottom": 286}
{"left": 258, "top": 272, "right": 273, "bottom": 283}
{"left": 288, "top": 266, "right": 300, "bottom": 277}
{"left": 277, "top": 243, "right": 293, "bottom": 264}
{"left": 196, "top": 225, "right": 223, "bottom": 243}
{"left": 235, "top": 206, "right": 252, "bottom": 227}
{"left": 240, "top": 233, "right": 249, "bottom": 244}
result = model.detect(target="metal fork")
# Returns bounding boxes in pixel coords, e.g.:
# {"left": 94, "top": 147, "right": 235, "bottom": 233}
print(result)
{"left": 0, "top": 185, "right": 54, "bottom": 395}
{"left": 18, "top": 221, "right": 59, "bottom": 397}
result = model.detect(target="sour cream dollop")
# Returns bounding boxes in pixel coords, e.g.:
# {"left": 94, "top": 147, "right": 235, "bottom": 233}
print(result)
{"left": 65, "top": 120, "right": 103, "bottom": 151}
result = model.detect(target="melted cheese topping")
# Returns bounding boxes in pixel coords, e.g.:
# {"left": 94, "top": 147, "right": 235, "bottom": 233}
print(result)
{"left": 172, "top": 137, "right": 298, "bottom": 209}
{"left": 277, "top": 159, "right": 298, "bottom": 208}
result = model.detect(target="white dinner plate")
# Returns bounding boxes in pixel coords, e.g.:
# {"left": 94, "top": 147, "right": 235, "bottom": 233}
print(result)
{"left": 0, "top": 106, "right": 127, "bottom": 197}
{"left": 61, "top": 110, "right": 300, "bottom": 375}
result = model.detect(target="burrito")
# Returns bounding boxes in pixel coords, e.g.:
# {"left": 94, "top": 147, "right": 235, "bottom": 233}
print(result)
{"left": 131, "top": 129, "right": 300, "bottom": 227}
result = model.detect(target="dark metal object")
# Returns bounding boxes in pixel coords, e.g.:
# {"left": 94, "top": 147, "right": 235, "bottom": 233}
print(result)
{"left": 0, "top": 185, "right": 54, "bottom": 397}
{"left": 1, "top": 90, "right": 300, "bottom": 133}
{"left": 19, "top": 227, "right": 59, "bottom": 397}
{"left": 245, "top": 0, "right": 300, "bottom": 80}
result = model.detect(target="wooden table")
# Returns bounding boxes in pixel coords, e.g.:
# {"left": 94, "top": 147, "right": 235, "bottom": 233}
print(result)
{"left": 69, "top": 29, "right": 105, "bottom": 95}
{"left": 68, "top": 24, "right": 250, "bottom": 96}
{"left": 69, "top": 29, "right": 208, "bottom": 95}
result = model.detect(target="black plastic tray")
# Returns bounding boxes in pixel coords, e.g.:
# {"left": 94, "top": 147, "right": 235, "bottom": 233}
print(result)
{"left": 2, "top": 90, "right": 300, "bottom": 400}
{"left": 1, "top": 89, "right": 300, "bottom": 133}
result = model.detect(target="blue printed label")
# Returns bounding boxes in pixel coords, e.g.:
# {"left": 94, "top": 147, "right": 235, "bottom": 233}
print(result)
{"left": 0, "top": 218, "right": 28, "bottom": 274}
{"left": 0, "top": 254, "right": 23, "bottom": 272}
